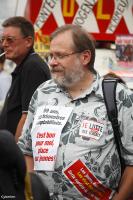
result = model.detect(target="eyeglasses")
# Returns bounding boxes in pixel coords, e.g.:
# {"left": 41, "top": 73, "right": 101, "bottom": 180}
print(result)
{"left": 0, "top": 36, "right": 25, "bottom": 44}
{"left": 48, "top": 51, "right": 82, "bottom": 62}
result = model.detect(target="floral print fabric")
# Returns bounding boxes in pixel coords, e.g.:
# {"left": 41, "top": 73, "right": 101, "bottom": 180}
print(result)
{"left": 18, "top": 74, "right": 133, "bottom": 200}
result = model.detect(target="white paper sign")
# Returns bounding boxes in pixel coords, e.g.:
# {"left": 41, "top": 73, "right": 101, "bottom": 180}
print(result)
{"left": 31, "top": 105, "right": 73, "bottom": 171}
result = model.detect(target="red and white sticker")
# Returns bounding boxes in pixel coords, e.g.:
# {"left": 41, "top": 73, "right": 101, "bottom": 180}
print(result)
{"left": 63, "top": 159, "right": 113, "bottom": 200}
{"left": 79, "top": 120, "right": 104, "bottom": 140}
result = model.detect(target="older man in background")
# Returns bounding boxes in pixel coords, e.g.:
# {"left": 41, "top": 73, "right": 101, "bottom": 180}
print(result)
{"left": 0, "top": 16, "right": 51, "bottom": 141}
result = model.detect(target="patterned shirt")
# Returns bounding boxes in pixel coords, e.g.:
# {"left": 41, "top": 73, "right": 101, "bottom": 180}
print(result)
{"left": 18, "top": 74, "right": 133, "bottom": 200}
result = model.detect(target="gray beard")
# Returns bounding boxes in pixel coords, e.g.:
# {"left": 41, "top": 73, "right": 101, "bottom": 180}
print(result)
{"left": 52, "top": 67, "right": 85, "bottom": 88}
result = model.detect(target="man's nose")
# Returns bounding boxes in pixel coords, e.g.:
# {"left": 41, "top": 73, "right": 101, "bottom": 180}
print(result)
{"left": 1, "top": 39, "right": 8, "bottom": 47}
{"left": 49, "top": 56, "right": 59, "bottom": 66}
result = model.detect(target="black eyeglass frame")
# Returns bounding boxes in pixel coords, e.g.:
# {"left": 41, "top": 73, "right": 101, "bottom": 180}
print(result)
{"left": 48, "top": 50, "right": 89, "bottom": 61}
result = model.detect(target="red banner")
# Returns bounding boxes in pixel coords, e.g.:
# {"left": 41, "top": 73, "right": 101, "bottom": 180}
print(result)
{"left": 25, "top": 0, "right": 133, "bottom": 42}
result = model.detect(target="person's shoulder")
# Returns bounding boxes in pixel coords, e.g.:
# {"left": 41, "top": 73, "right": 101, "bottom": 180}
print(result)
{"left": 114, "top": 80, "right": 133, "bottom": 109}
{"left": 22, "top": 53, "right": 50, "bottom": 75}
{"left": 116, "top": 80, "right": 131, "bottom": 93}
{"left": 23, "top": 52, "right": 48, "bottom": 68}
{"left": 28, "top": 52, "right": 43, "bottom": 62}
{"left": 37, "top": 79, "right": 57, "bottom": 91}
{"left": 102, "top": 76, "right": 133, "bottom": 96}
{"left": 0, "top": 70, "right": 11, "bottom": 80}
{"left": 95, "top": 75, "right": 132, "bottom": 99}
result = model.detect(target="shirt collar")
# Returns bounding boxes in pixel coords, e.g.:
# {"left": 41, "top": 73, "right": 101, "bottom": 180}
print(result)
{"left": 12, "top": 48, "right": 35, "bottom": 76}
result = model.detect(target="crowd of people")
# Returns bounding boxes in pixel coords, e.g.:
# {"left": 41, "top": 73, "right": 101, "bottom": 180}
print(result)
{"left": 0, "top": 16, "right": 133, "bottom": 200}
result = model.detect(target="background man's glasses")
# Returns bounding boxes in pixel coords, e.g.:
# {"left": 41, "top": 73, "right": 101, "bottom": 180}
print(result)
{"left": 0, "top": 36, "right": 26, "bottom": 44}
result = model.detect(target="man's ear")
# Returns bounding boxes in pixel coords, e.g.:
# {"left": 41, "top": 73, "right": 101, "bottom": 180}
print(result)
{"left": 25, "top": 36, "right": 33, "bottom": 48}
{"left": 81, "top": 50, "right": 91, "bottom": 66}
